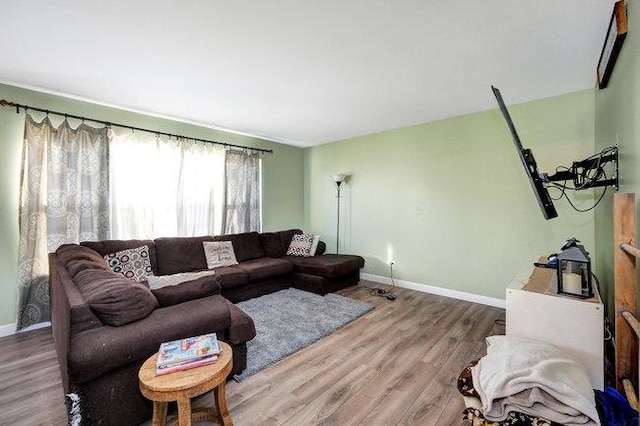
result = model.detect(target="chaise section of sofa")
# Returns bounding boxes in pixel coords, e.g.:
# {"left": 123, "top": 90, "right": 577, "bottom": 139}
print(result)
{"left": 285, "top": 254, "right": 365, "bottom": 294}
{"left": 260, "top": 229, "right": 365, "bottom": 295}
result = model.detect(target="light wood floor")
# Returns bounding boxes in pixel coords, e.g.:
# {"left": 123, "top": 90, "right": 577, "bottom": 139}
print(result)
{"left": 0, "top": 281, "right": 505, "bottom": 425}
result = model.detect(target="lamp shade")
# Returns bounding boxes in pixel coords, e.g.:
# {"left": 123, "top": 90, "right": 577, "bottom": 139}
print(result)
{"left": 332, "top": 174, "right": 347, "bottom": 184}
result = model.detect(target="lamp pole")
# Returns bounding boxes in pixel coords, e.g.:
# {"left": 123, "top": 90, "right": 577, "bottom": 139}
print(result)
{"left": 336, "top": 181, "right": 342, "bottom": 254}
{"left": 332, "top": 174, "right": 347, "bottom": 254}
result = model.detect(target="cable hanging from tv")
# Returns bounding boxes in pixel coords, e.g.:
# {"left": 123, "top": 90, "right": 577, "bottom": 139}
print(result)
{"left": 491, "top": 86, "right": 619, "bottom": 220}
{"left": 547, "top": 146, "right": 617, "bottom": 213}
{"left": 545, "top": 146, "right": 618, "bottom": 191}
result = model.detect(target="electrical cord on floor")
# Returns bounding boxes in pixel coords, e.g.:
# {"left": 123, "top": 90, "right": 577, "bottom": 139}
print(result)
{"left": 363, "top": 285, "right": 389, "bottom": 296}
{"left": 363, "top": 263, "right": 397, "bottom": 300}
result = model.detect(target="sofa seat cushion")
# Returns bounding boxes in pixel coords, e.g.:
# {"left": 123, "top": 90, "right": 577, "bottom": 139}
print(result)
{"left": 235, "top": 258, "right": 294, "bottom": 282}
{"left": 73, "top": 269, "right": 159, "bottom": 326}
{"left": 68, "top": 294, "right": 232, "bottom": 385}
{"left": 154, "top": 236, "right": 214, "bottom": 275}
{"left": 213, "top": 266, "right": 250, "bottom": 290}
{"left": 284, "top": 254, "right": 365, "bottom": 279}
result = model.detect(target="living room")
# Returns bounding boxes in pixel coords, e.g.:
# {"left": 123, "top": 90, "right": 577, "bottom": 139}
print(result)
{"left": 0, "top": 1, "right": 639, "bottom": 425}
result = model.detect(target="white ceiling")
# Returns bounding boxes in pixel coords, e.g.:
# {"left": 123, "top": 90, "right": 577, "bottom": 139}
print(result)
{"left": 0, "top": 1, "right": 616, "bottom": 147}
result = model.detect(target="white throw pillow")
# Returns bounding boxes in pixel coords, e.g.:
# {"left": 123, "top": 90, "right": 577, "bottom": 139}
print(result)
{"left": 203, "top": 241, "right": 239, "bottom": 269}
{"left": 310, "top": 234, "right": 320, "bottom": 256}
{"left": 286, "top": 234, "right": 320, "bottom": 257}
{"left": 146, "top": 270, "right": 217, "bottom": 290}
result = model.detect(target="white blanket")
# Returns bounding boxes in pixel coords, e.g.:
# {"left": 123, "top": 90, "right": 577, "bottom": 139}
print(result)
{"left": 146, "top": 269, "right": 216, "bottom": 290}
{"left": 471, "top": 335, "right": 600, "bottom": 426}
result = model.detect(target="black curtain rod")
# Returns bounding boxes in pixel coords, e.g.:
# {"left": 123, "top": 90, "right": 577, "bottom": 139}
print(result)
{"left": 0, "top": 99, "right": 273, "bottom": 154}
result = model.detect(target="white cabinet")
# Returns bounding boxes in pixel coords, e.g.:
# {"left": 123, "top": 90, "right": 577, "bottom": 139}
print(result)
{"left": 506, "top": 264, "right": 604, "bottom": 390}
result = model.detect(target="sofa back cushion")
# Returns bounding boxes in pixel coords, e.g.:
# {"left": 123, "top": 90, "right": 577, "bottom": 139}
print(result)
{"left": 213, "top": 231, "right": 266, "bottom": 262}
{"left": 259, "top": 229, "right": 303, "bottom": 258}
{"left": 73, "top": 268, "right": 158, "bottom": 326}
{"left": 151, "top": 274, "right": 222, "bottom": 307}
{"left": 56, "top": 244, "right": 112, "bottom": 277}
{"left": 154, "top": 236, "right": 214, "bottom": 275}
{"left": 81, "top": 239, "right": 158, "bottom": 274}
{"left": 315, "top": 240, "right": 327, "bottom": 256}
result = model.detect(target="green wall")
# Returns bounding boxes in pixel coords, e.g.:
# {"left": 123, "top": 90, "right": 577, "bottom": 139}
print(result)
{"left": 305, "top": 90, "right": 596, "bottom": 300}
{"left": 2, "top": 35, "right": 625, "bottom": 328}
{"left": 595, "top": 0, "right": 640, "bottom": 319}
{"left": 0, "top": 83, "right": 305, "bottom": 329}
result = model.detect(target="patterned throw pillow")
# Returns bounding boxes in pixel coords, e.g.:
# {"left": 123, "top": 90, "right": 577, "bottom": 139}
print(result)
{"left": 104, "top": 245, "right": 154, "bottom": 282}
{"left": 286, "top": 234, "right": 320, "bottom": 257}
{"left": 203, "top": 241, "right": 239, "bottom": 269}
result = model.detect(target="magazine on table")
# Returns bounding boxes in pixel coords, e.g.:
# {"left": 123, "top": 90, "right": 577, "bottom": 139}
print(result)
{"left": 156, "top": 333, "right": 221, "bottom": 370}
{"left": 156, "top": 354, "right": 219, "bottom": 376}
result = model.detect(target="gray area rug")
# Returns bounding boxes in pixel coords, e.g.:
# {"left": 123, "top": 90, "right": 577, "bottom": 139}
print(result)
{"left": 233, "top": 288, "right": 374, "bottom": 381}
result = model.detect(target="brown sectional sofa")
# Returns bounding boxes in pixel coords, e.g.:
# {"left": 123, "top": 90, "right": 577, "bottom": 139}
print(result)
{"left": 50, "top": 228, "right": 364, "bottom": 425}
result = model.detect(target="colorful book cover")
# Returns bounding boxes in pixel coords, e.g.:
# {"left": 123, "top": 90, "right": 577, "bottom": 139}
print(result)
{"left": 156, "top": 355, "right": 219, "bottom": 376}
{"left": 156, "top": 333, "right": 221, "bottom": 369}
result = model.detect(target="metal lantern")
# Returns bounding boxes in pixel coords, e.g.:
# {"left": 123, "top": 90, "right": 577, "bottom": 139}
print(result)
{"left": 556, "top": 246, "right": 593, "bottom": 298}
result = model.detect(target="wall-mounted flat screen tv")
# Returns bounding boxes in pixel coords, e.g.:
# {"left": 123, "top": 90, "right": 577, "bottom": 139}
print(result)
{"left": 491, "top": 86, "right": 558, "bottom": 220}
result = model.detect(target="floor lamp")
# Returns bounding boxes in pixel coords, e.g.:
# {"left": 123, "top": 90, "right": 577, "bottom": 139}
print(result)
{"left": 332, "top": 174, "right": 347, "bottom": 254}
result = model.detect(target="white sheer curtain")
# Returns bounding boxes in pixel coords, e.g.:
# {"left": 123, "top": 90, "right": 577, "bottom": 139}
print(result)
{"left": 17, "top": 115, "right": 109, "bottom": 329}
{"left": 223, "top": 149, "right": 261, "bottom": 234}
{"left": 109, "top": 131, "right": 225, "bottom": 238}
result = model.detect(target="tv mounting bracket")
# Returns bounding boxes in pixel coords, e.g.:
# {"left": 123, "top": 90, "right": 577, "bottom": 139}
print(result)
{"left": 543, "top": 146, "right": 619, "bottom": 191}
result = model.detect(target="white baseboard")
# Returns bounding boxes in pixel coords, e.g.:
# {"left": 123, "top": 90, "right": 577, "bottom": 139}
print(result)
{"left": 360, "top": 273, "right": 506, "bottom": 309}
{"left": 0, "top": 321, "right": 51, "bottom": 338}
{"left": 0, "top": 323, "right": 16, "bottom": 338}
{"left": 0, "top": 322, "right": 16, "bottom": 337}
{"left": 20, "top": 321, "right": 51, "bottom": 333}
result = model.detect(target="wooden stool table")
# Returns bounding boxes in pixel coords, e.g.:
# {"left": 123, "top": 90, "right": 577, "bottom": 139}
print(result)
{"left": 139, "top": 340, "right": 233, "bottom": 426}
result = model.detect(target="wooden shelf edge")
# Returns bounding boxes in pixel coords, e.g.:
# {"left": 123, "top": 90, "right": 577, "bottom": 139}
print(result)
{"left": 622, "top": 311, "right": 640, "bottom": 338}
{"left": 622, "top": 378, "right": 639, "bottom": 411}
{"left": 620, "top": 243, "right": 640, "bottom": 259}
